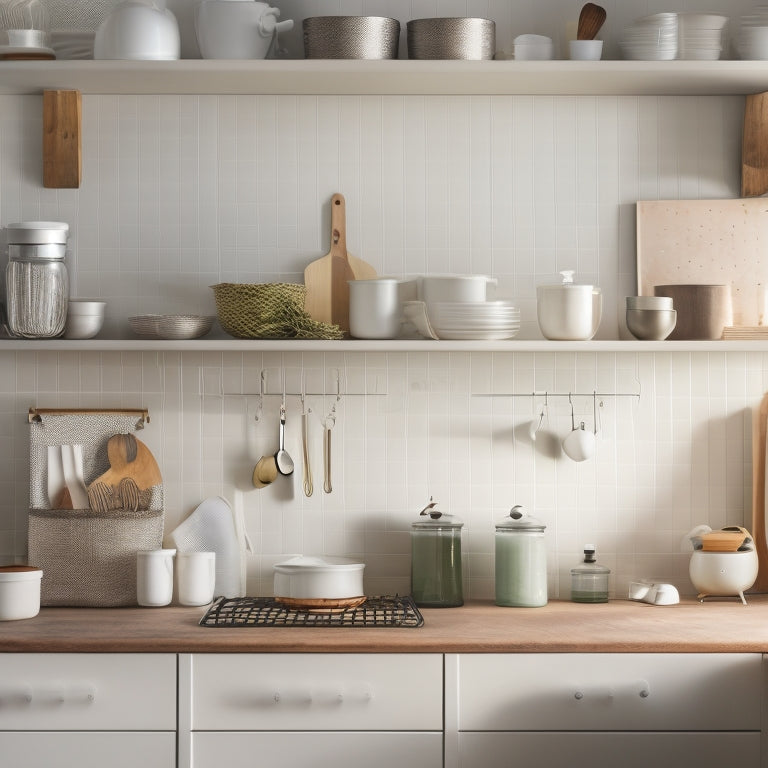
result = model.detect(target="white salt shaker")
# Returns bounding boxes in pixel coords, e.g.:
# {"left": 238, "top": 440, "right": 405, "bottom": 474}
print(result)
{"left": 177, "top": 551, "right": 216, "bottom": 606}
{"left": 136, "top": 549, "right": 176, "bottom": 607}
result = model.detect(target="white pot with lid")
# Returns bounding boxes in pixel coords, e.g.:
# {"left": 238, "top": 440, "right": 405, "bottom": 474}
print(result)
{"left": 536, "top": 270, "right": 602, "bottom": 340}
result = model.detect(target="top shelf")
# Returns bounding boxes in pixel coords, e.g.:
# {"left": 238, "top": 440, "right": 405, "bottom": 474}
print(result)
{"left": 2, "top": 59, "right": 768, "bottom": 97}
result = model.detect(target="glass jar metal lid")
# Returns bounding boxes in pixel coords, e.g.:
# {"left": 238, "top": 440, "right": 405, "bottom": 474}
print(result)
{"left": 5, "top": 221, "right": 69, "bottom": 244}
{"left": 495, "top": 504, "right": 546, "bottom": 531}
{"left": 411, "top": 496, "right": 463, "bottom": 529}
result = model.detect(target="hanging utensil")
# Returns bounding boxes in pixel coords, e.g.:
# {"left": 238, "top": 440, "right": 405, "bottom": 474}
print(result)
{"left": 323, "top": 412, "right": 335, "bottom": 494}
{"left": 274, "top": 400, "right": 294, "bottom": 476}
{"left": 301, "top": 394, "right": 313, "bottom": 497}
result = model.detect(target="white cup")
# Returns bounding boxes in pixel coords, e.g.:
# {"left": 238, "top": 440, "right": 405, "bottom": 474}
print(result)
{"left": 569, "top": 39, "right": 603, "bottom": 60}
{"left": 136, "top": 549, "right": 176, "bottom": 607}
{"left": 177, "top": 551, "right": 216, "bottom": 606}
{"left": 348, "top": 278, "right": 402, "bottom": 339}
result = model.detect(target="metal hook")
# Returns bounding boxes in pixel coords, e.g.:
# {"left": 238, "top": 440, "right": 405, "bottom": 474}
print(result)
{"left": 569, "top": 393, "right": 575, "bottom": 431}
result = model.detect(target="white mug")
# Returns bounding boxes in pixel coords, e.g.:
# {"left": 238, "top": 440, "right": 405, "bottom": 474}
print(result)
{"left": 137, "top": 549, "right": 176, "bottom": 607}
{"left": 177, "top": 551, "right": 216, "bottom": 606}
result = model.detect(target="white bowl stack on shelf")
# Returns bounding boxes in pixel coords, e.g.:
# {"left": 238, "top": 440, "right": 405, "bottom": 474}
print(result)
{"left": 737, "top": 6, "right": 768, "bottom": 59}
{"left": 678, "top": 13, "right": 728, "bottom": 60}
{"left": 427, "top": 300, "right": 521, "bottom": 340}
{"left": 620, "top": 13, "right": 678, "bottom": 60}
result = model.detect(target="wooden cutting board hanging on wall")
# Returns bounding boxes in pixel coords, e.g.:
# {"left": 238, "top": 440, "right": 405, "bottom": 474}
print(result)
{"left": 303, "top": 193, "right": 376, "bottom": 333}
{"left": 742, "top": 92, "right": 768, "bottom": 198}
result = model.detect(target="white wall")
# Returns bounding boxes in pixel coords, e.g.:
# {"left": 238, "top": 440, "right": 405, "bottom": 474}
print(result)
{"left": 0, "top": 0, "right": 765, "bottom": 600}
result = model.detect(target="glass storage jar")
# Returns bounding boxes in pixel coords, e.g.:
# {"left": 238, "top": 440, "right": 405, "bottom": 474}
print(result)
{"left": 494, "top": 505, "right": 548, "bottom": 607}
{"left": 410, "top": 497, "right": 464, "bottom": 607}
{"left": 570, "top": 546, "right": 610, "bottom": 603}
{"left": 0, "top": 0, "right": 50, "bottom": 48}
{"left": 5, "top": 221, "right": 69, "bottom": 338}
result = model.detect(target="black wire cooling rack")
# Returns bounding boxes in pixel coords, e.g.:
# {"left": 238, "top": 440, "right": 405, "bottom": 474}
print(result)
{"left": 199, "top": 595, "right": 424, "bottom": 628}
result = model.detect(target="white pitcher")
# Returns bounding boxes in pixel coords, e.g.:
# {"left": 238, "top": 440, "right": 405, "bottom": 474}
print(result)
{"left": 195, "top": 0, "right": 293, "bottom": 59}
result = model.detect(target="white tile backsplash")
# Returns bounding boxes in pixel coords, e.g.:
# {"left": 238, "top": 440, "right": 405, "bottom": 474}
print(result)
{"left": 0, "top": 34, "right": 765, "bottom": 601}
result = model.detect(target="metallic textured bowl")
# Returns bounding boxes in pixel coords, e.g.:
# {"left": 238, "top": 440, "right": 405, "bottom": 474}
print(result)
{"left": 303, "top": 16, "right": 400, "bottom": 59}
{"left": 407, "top": 17, "right": 495, "bottom": 60}
{"left": 626, "top": 308, "right": 677, "bottom": 340}
{"left": 129, "top": 314, "right": 214, "bottom": 340}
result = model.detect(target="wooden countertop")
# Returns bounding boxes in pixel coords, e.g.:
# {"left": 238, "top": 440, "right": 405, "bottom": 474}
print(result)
{"left": 3, "top": 598, "right": 768, "bottom": 653}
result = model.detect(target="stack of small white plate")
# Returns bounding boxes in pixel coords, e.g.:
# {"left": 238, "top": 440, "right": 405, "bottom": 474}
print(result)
{"left": 426, "top": 301, "right": 521, "bottom": 340}
{"left": 737, "top": 7, "right": 768, "bottom": 59}
{"left": 678, "top": 13, "right": 728, "bottom": 60}
{"left": 620, "top": 13, "right": 678, "bottom": 60}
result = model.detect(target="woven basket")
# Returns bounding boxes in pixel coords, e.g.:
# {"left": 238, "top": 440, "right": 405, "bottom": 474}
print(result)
{"left": 211, "top": 282, "right": 343, "bottom": 340}
{"left": 28, "top": 508, "right": 164, "bottom": 607}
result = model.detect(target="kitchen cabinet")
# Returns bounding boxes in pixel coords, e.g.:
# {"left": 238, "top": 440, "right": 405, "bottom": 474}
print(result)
{"left": 179, "top": 653, "right": 443, "bottom": 768}
{"left": 445, "top": 653, "right": 764, "bottom": 768}
{"left": 0, "top": 653, "right": 177, "bottom": 768}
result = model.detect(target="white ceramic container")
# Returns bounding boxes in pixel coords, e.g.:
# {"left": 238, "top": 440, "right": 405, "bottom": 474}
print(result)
{"left": 569, "top": 39, "right": 603, "bottom": 60}
{"left": 689, "top": 549, "right": 758, "bottom": 598}
{"left": 273, "top": 555, "right": 365, "bottom": 599}
{"left": 177, "top": 551, "right": 216, "bottom": 606}
{"left": 420, "top": 274, "right": 497, "bottom": 304}
{"left": 94, "top": 0, "right": 180, "bottom": 60}
{"left": 136, "top": 549, "right": 176, "bottom": 607}
{"left": 348, "top": 278, "right": 402, "bottom": 339}
{"left": 64, "top": 299, "right": 106, "bottom": 339}
{"left": 536, "top": 270, "right": 602, "bottom": 340}
{"left": 0, "top": 566, "right": 42, "bottom": 620}
{"left": 195, "top": 0, "right": 293, "bottom": 59}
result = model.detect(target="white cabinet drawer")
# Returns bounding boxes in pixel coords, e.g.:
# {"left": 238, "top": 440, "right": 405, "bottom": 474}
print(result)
{"left": 192, "top": 731, "right": 443, "bottom": 768}
{"left": 189, "top": 653, "right": 442, "bottom": 731}
{"left": 455, "top": 653, "right": 762, "bottom": 731}
{"left": 457, "top": 732, "right": 761, "bottom": 768}
{"left": 0, "top": 732, "right": 176, "bottom": 768}
{"left": 0, "top": 654, "right": 176, "bottom": 730}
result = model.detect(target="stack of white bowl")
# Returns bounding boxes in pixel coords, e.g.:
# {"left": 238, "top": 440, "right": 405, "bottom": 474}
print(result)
{"left": 427, "top": 301, "right": 521, "bottom": 340}
{"left": 737, "top": 7, "right": 768, "bottom": 59}
{"left": 620, "top": 13, "right": 678, "bottom": 60}
{"left": 678, "top": 13, "right": 728, "bottom": 59}
{"left": 512, "top": 34, "right": 554, "bottom": 60}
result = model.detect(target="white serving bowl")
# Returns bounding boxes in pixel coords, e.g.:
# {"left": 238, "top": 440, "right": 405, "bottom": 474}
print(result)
{"left": 0, "top": 566, "right": 42, "bottom": 620}
{"left": 273, "top": 555, "right": 365, "bottom": 601}
{"left": 420, "top": 274, "right": 497, "bottom": 304}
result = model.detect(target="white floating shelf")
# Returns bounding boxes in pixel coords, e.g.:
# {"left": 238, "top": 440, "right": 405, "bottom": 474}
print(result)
{"left": 0, "top": 339, "right": 764, "bottom": 353}
{"left": 2, "top": 59, "right": 768, "bottom": 97}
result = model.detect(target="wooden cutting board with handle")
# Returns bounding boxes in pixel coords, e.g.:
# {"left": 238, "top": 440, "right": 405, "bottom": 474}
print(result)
{"left": 304, "top": 193, "right": 376, "bottom": 332}
{"left": 751, "top": 391, "right": 768, "bottom": 592}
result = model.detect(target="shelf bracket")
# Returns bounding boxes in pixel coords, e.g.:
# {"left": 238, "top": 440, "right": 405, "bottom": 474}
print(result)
{"left": 42, "top": 89, "right": 82, "bottom": 189}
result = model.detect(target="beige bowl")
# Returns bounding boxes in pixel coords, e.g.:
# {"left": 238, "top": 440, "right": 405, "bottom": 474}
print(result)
{"left": 626, "top": 308, "right": 677, "bottom": 340}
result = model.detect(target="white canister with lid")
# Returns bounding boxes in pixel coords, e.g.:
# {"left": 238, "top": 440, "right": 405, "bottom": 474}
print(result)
{"left": 536, "top": 270, "right": 602, "bottom": 340}
{"left": 494, "top": 505, "right": 547, "bottom": 607}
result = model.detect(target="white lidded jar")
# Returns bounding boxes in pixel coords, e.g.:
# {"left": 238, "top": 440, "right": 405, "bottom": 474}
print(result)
{"left": 0, "top": 565, "right": 42, "bottom": 620}
{"left": 494, "top": 505, "right": 548, "bottom": 607}
{"left": 536, "top": 270, "right": 602, "bottom": 340}
{"left": 5, "top": 221, "right": 69, "bottom": 338}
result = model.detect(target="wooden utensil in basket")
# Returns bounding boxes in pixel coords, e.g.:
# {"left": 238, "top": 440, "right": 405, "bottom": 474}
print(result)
{"left": 87, "top": 434, "right": 162, "bottom": 513}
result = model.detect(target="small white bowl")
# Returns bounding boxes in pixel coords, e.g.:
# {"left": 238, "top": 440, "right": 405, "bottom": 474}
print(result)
{"left": 0, "top": 566, "right": 42, "bottom": 620}
{"left": 64, "top": 300, "right": 106, "bottom": 339}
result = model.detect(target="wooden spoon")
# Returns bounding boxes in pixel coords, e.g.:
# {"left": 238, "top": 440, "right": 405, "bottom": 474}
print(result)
{"left": 577, "top": 3, "right": 607, "bottom": 40}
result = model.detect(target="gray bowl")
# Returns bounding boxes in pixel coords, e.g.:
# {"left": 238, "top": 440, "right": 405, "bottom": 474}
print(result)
{"left": 407, "top": 17, "right": 495, "bottom": 60}
{"left": 626, "top": 308, "right": 677, "bottom": 340}
{"left": 626, "top": 295, "right": 673, "bottom": 310}
{"left": 303, "top": 16, "right": 400, "bottom": 59}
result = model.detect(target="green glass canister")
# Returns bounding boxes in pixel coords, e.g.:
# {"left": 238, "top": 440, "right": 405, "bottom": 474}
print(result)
{"left": 494, "top": 505, "right": 548, "bottom": 607}
{"left": 570, "top": 546, "right": 610, "bottom": 603}
{"left": 410, "top": 498, "right": 464, "bottom": 607}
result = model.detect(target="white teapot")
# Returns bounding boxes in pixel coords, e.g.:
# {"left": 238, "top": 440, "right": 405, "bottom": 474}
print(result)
{"left": 195, "top": 0, "right": 293, "bottom": 59}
